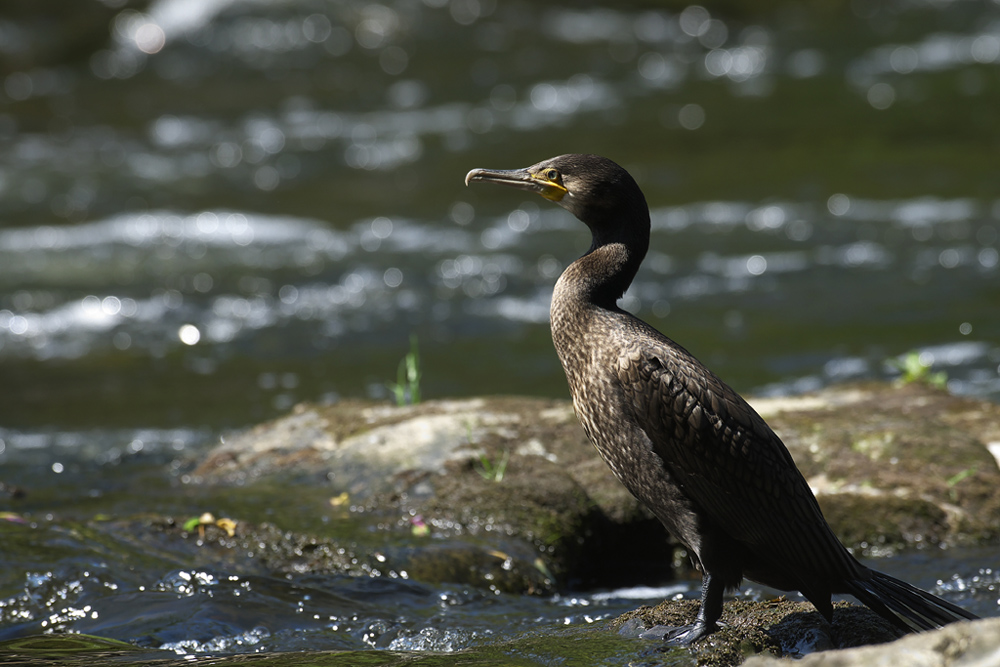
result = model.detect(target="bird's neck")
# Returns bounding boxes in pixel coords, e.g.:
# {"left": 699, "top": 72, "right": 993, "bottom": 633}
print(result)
{"left": 552, "top": 238, "right": 646, "bottom": 313}
{"left": 549, "top": 240, "right": 644, "bottom": 385}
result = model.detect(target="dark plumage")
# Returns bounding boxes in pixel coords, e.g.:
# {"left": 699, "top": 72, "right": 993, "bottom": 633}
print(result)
{"left": 465, "top": 154, "right": 977, "bottom": 644}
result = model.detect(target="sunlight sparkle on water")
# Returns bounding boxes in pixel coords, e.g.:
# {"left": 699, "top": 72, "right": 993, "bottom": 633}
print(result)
{"left": 178, "top": 324, "right": 201, "bottom": 345}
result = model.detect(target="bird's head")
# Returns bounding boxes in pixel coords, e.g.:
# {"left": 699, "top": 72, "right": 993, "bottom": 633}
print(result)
{"left": 465, "top": 154, "right": 648, "bottom": 236}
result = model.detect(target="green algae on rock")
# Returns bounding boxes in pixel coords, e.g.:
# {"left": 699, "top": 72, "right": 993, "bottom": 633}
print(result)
{"left": 613, "top": 599, "right": 901, "bottom": 667}
{"left": 184, "top": 383, "right": 1000, "bottom": 597}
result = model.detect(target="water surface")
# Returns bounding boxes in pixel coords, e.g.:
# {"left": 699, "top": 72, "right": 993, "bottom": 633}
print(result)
{"left": 1, "top": 0, "right": 998, "bottom": 662}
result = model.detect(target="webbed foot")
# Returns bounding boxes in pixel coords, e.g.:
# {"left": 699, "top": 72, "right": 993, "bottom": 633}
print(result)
{"left": 639, "top": 620, "right": 718, "bottom": 645}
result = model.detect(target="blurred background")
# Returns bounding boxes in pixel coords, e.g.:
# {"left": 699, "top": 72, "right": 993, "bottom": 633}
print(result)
{"left": 0, "top": 0, "right": 998, "bottom": 450}
{"left": 1, "top": 0, "right": 999, "bottom": 658}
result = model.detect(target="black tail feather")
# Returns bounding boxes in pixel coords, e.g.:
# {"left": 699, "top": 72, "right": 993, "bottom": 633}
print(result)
{"left": 843, "top": 569, "right": 978, "bottom": 635}
{"left": 845, "top": 581, "right": 921, "bottom": 635}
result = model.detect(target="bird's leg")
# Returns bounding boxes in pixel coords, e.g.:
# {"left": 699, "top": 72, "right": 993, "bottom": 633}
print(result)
{"left": 690, "top": 573, "right": 725, "bottom": 638}
{"left": 642, "top": 573, "right": 723, "bottom": 645}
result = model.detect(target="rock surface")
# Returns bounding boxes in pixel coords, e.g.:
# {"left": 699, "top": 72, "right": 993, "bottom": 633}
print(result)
{"left": 613, "top": 598, "right": 902, "bottom": 666}
{"left": 742, "top": 616, "right": 1000, "bottom": 667}
{"left": 182, "top": 382, "right": 999, "bottom": 662}
{"left": 190, "top": 396, "right": 667, "bottom": 592}
{"left": 191, "top": 383, "right": 1000, "bottom": 567}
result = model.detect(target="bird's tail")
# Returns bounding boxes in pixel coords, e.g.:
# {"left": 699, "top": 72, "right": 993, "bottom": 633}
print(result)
{"left": 844, "top": 569, "right": 978, "bottom": 635}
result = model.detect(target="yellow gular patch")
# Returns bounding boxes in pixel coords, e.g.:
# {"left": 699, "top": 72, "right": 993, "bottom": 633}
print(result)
{"left": 532, "top": 174, "right": 568, "bottom": 202}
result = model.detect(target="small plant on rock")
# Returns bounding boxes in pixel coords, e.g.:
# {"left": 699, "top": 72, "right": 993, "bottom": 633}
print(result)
{"left": 475, "top": 449, "right": 510, "bottom": 483}
{"left": 388, "top": 334, "right": 422, "bottom": 406}
{"left": 888, "top": 350, "right": 947, "bottom": 389}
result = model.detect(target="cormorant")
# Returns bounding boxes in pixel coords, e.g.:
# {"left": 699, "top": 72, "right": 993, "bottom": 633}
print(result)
{"left": 465, "top": 154, "right": 978, "bottom": 644}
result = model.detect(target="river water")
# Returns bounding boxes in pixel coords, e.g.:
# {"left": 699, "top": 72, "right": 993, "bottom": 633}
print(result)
{"left": 1, "top": 0, "right": 998, "bottom": 663}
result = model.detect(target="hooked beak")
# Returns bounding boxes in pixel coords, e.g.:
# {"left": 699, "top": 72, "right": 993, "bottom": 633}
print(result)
{"left": 465, "top": 166, "right": 568, "bottom": 202}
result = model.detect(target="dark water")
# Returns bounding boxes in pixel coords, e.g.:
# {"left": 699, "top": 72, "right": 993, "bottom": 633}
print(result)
{"left": 1, "top": 0, "right": 999, "bottom": 663}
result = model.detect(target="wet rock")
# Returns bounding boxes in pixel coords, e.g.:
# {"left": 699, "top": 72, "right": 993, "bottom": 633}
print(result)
{"left": 189, "top": 396, "right": 670, "bottom": 592}
{"left": 186, "top": 383, "right": 1000, "bottom": 596}
{"left": 109, "top": 514, "right": 554, "bottom": 595}
{"left": 612, "top": 599, "right": 900, "bottom": 666}
{"left": 742, "top": 616, "right": 1000, "bottom": 667}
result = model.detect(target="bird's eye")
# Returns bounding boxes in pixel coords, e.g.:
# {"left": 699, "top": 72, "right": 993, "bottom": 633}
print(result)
{"left": 545, "top": 168, "right": 560, "bottom": 181}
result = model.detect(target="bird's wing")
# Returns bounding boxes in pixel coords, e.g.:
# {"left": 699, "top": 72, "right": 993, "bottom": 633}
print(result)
{"left": 616, "top": 337, "right": 853, "bottom": 576}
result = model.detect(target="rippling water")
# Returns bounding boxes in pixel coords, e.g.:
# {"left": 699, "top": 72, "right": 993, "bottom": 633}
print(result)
{"left": 2, "top": 0, "right": 1000, "bottom": 430}
{"left": 1, "top": 0, "right": 999, "bottom": 661}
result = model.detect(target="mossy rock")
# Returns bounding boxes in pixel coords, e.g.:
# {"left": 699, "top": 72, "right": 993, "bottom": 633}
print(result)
{"left": 105, "top": 515, "right": 553, "bottom": 595}
{"left": 186, "top": 383, "right": 1000, "bottom": 594}
{"left": 612, "top": 598, "right": 899, "bottom": 667}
